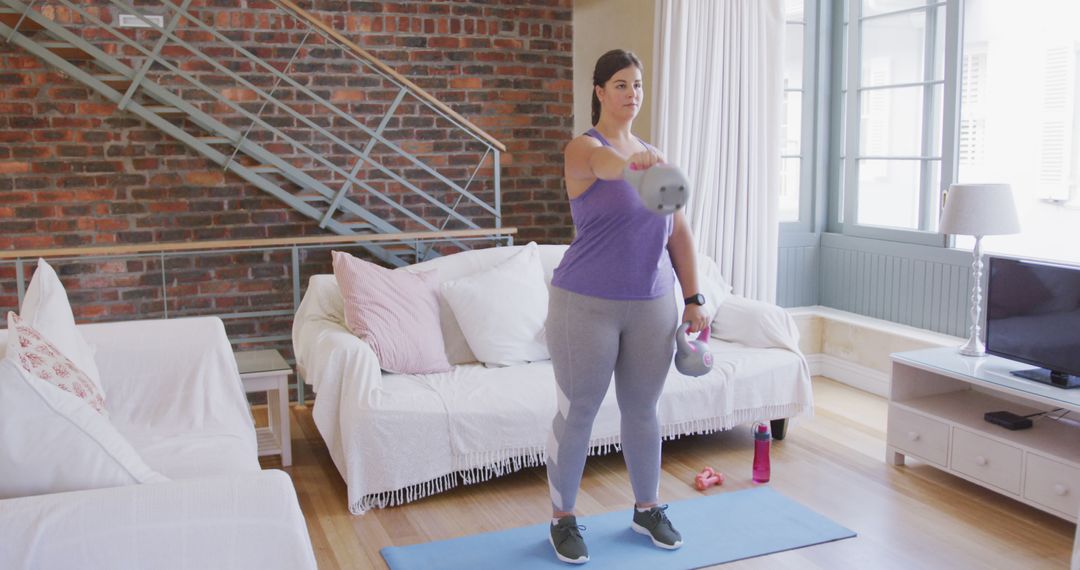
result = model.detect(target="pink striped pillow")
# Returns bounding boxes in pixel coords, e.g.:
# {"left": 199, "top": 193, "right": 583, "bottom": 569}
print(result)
{"left": 331, "top": 251, "right": 452, "bottom": 374}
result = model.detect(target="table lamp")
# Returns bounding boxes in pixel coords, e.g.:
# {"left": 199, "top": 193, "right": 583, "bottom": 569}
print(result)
{"left": 939, "top": 183, "right": 1021, "bottom": 357}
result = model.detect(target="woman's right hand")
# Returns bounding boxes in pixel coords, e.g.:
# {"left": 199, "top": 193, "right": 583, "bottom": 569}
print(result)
{"left": 626, "top": 149, "right": 662, "bottom": 172}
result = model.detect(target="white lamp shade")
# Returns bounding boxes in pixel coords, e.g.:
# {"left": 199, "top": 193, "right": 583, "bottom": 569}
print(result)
{"left": 939, "top": 183, "right": 1021, "bottom": 236}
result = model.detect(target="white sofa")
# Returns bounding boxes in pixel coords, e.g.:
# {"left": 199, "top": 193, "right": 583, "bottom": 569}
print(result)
{"left": 293, "top": 244, "right": 813, "bottom": 515}
{"left": 0, "top": 316, "right": 317, "bottom": 570}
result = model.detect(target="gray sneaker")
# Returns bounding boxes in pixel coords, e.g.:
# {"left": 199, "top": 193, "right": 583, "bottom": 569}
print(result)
{"left": 549, "top": 515, "right": 589, "bottom": 564}
{"left": 631, "top": 505, "right": 683, "bottom": 550}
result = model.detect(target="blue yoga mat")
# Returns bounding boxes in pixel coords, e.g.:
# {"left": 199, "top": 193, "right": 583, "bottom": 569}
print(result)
{"left": 381, "top": 486, "right": 856, "bottom": 569}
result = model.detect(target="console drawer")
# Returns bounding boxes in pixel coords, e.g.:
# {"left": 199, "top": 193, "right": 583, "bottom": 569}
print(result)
{"left": 950, "top": 428, "right": 1023, "bottom": 494}
{"left": 1023, "top": 454, "right": 1080, "bottom": 518}
{"left": 887, "top": 406, "right": 949, "bottom": 466}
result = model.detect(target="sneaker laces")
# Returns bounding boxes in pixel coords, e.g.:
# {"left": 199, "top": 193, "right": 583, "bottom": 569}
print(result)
{"left": 554, "top": 522, "right": 586, "bottom": 545}
{"left": 647, "top": 504, "right": 672, "bottom": 527}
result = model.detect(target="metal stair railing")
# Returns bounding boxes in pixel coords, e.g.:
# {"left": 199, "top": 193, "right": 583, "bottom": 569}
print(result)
{"left": 1, "top": 228, "right": 517, "bottom": 405}
{"left": 0, "top": 0, "right": 411, "bottom": 267}
{"left": 0, "top": 6, "right": 410, "bottom": 266}
{"left": 0, "top": 0, "right": 504, "bottom": 265}
{"left": 110, "top": 0, "right": 504, "bottom": 235}
{"left": 66, "top": 0, "right": 498, "bottom": 253}
{"left": 272, "top": 0, "right": 505, "bottom": 232}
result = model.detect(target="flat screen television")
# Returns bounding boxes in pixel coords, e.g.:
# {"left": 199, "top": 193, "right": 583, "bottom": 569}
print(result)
{"left": 985, "top": 257, "right": 1080, "bottom": 389}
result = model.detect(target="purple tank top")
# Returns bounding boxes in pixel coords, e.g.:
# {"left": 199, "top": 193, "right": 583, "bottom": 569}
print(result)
{"left": 550, "top": 129, "right": 675, "bottom": 300}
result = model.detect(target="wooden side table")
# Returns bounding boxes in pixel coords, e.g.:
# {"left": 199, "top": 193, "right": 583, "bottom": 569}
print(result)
{"left": 235, "top": 349, "right": 292, "bottom": 467}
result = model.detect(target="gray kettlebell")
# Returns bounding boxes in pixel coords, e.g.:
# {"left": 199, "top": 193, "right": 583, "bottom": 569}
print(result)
{"left": 674, "top": 322, "right": 713, "bottom": 377}
{"left": 623, "top": 163, "right": 690, "bottom": 214}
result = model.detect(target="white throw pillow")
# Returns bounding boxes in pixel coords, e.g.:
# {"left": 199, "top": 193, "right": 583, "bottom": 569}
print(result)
{"left": 0, "top": 319, "right": 167, "bottom": 500}
{"left": 440, "top": 242, "right": 550, "bottom": 367}
{"left": 404, "top": 245, "right": 523, "bottom": 365}
{"left": 19, "top": 258, "right": 104, "bottom": 396}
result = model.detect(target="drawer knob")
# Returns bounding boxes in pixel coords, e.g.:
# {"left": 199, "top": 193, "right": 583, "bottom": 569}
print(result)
{"left": 1054, "top": 484, "right": 1068, "bottom": 496}
{"left": 907, "top": 431, "right": 920, "bottom": 442}
{"left": 974, "top": 456, "right": 988, "bottom": 467}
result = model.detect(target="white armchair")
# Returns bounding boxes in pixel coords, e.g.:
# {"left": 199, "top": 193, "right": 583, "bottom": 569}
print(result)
{"left": 0, "top": 316, "right": 317, "bottom": 570}
{"left": 0, "top": 470, "right": 314, "bottom": 570}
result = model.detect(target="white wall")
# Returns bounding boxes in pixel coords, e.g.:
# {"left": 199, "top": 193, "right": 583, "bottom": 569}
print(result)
{"left": 572, "top": 0, "right": 657, "bottom": 141}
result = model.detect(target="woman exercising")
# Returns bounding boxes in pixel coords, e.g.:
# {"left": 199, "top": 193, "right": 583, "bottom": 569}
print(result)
{"left": 545, "top": 49, "right": 707, "bottom": 564}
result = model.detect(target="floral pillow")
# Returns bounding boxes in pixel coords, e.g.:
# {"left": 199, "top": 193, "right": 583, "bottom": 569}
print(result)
{"left": 7, "top": 312, "right": 107, "bottom": 415}
{"left": 20, "top": 258, "right": 104, "bottom": 396}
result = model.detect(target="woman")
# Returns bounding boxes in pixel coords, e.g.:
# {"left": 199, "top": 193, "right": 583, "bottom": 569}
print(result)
{"left": 545, "top": 49, "right": 708, "bottom": 564}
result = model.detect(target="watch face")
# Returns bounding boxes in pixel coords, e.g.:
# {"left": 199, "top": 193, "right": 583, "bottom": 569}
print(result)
{"left": 687, "top": 294, "right": 705, "bottom": 306}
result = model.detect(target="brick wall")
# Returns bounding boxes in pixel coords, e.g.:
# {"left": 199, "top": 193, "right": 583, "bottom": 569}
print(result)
{"left": 0, "top": 0, "right": 574, "bottom": 355}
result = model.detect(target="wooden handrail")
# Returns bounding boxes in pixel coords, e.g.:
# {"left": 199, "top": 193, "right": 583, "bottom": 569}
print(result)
{"left": 273, "top": 0, "right": 507, "bottom": 154}
{"left": 0, "top": 228, "right": 517, "bottom": 260}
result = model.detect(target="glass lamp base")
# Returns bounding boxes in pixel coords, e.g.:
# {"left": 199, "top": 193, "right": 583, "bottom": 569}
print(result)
{"left": 957, "top": 335, "right": 986, "bottom": 357}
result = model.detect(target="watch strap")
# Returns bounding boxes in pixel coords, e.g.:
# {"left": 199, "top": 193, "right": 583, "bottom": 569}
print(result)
{"left": 684, "top": 293, "right": 705, "bottom": 306}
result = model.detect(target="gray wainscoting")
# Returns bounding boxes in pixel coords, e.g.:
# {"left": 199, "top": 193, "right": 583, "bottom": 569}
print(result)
{"left": 776, "top": 232, "right": 821, "bottom": 308}
{"left": 777, "top": 232, "right": 976, "bottom": 338}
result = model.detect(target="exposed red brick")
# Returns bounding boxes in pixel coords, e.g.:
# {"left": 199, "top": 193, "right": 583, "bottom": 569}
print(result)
{"left": 221, "top": 88, "right": 260, "bottom": 102}
{"left": 0, "top": 162, "right": 31, "bottom": 174}
{"left": 183, "top": 171, "right": 226, "bottom": 186}
{"left": 1, "top": 0, "right": 574, "bottom": 332}
{"left": 330, "top": 89, "right": 366, "bottom": 102}
{"left": 449, "top": 76, "right": 483, "bottom": 89}
{"left": 77, "top": 102, "right": 118, "bottom": 116}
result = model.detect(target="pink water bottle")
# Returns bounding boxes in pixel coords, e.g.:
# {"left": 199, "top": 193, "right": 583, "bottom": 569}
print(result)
{"left": 752, "top": 422, "right": 771, "bottom": 483}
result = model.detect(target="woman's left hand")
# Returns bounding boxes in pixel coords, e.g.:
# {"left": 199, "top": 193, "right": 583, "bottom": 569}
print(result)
{"left": 682, "top": 304, "right": 709, "bottom": 334}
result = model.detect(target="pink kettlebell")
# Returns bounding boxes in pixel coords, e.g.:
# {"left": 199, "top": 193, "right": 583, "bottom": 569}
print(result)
{"left": 675, "top": 322, "right": 713, "bottom": 377}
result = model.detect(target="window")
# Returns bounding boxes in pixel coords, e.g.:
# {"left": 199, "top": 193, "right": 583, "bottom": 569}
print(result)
{"left": 837, "top": 0, "right": 950, "bottom": 244}
{"left": 780, "top": 0, "right": 807, "bottom": 223}
{"left": 834, "top": 0, "right": 1080, "bottom": 262}
{"left": 955, "top": 0, "right": 1080, "bottom": 264}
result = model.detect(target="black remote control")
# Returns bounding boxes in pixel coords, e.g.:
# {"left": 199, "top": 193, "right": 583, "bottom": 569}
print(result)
{"left": 984, "top": 410, "right": 1033, "bottom": 430}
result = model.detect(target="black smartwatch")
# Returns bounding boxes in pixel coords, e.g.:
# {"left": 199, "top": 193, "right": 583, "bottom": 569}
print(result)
{"left": 684, "top": 293, "right": 705, "bottom": 306}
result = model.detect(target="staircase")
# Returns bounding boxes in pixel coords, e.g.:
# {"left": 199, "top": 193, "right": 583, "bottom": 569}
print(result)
{"left": 0, "top": 0, "right": 505, "bottom": 266}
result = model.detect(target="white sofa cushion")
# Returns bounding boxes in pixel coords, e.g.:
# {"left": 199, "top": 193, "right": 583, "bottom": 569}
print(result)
{"left": 128, "top": 429, "right": 262, "bottom": 479}
{"left": 19, "top": 258, "right": 104, "bottom": 396}
{"left": 0, "top": 327, "right": 167, "bottom": 500}
{"left": 81, "top": 317, "right": 258, "bottom": 459}
{"left": 440, "top": 242, "right": 550, "bottom": 367}
{"left": 0, "top": 471, "right": 317, "bottom": 570}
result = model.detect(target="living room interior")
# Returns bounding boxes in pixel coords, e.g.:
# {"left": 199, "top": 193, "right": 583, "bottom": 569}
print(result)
{"left": 1, "top": 0, "right": 1078, "bottom": 568}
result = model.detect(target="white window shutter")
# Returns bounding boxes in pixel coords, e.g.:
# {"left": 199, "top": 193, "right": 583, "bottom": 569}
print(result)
{"left": 959, "top": 50, "right": 987, "bottom": 168}
{"left": 1037, "top": 45, "right": 1075, "bottom": 201}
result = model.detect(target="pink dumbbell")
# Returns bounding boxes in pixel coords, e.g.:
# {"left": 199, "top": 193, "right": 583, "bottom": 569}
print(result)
{"left": 694, "top": 466, "right": 725, "bottom": 490}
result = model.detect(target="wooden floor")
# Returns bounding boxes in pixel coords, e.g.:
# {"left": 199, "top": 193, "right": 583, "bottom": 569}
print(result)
{"left": 258, "top": 377, "right": 1076, "bottom": 569}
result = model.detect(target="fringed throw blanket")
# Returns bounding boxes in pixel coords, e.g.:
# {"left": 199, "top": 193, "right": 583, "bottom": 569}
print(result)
{"left": 294, "top": 278, "right": 813, "bottom": 515}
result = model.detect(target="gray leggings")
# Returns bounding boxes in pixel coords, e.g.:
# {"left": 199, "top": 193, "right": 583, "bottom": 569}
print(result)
{"left": 545, "top": 286, "right": 677, "bottom": 512}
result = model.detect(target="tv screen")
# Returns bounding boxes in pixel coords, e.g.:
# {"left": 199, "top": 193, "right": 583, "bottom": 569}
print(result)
{"left": 985, "top": 257, "right": 1080, "bottom": 388}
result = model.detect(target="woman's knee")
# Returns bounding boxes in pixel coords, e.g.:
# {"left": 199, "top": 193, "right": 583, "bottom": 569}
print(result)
{"left": 616, "top": 398, "right": 661, "bottom": 420}
{"left": 561, "top": 401, "right": 603, "bottom": 429}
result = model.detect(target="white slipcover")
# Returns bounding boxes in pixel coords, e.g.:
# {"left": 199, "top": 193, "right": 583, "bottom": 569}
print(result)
{"left": 0, "top": 317, "right": 316, "bottom": 569}
{"left": 0, "top": 471, "right": 314, "bottom": 570}
{"left": 294, "top": 244, "right": 814, "bottom": 514}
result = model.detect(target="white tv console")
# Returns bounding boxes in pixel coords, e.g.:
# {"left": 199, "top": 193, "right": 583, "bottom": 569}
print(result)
{"left": 887, "top": 348, "right": 1079, "bottom": 542}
